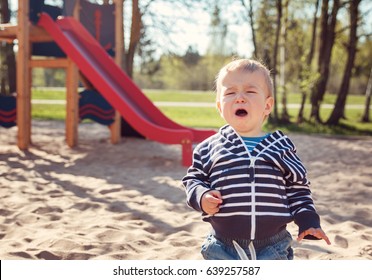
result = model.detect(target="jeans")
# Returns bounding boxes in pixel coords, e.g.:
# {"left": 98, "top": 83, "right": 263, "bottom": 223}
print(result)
{"left": 201, "top": 230, "right": 294, "bottom": 260}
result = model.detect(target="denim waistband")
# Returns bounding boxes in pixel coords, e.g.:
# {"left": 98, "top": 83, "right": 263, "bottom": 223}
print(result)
{"left": 215, "top": 229, "right": 289, "bottom": 250}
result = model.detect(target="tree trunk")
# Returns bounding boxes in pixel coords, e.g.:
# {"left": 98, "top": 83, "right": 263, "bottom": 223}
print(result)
{"left": 249, "top": 0, "right": 257, "bottom": 59}
{"left": 125, "top": 0, "right": 141, "bottom": 78}
{"left": 361, "top": 67, "right": 372, "bottom": 122}
{"left": 271, "top": 0, "right": 282, "bottom": 123}
{"left": 327, "top": 0, "right": 360, "bottom": 125}
{"left": 297, "top": 0, "right": 319, "bottom": 123}
{"left": 310, "top": 0, "right": 340, "bottom": 122}
{"left": 239, "top": 0, "right": 257, "bottom": 58}
{"left": 241, "top": 0, "right": 258, "bottom": 59}
{"left": 280, "top": 0, "right": 290, "bottom": 123}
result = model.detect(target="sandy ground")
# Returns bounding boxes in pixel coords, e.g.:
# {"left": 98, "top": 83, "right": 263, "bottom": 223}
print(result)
{"left": 0, "top": 120, "right": 371, "bottom": 260}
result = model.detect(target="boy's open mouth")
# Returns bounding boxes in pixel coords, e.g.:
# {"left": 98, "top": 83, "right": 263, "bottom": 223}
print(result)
{"left": 235, "top": 109, "right": 248, "bottom": 117}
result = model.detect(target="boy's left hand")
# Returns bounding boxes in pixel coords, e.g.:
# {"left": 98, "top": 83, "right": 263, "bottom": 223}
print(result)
{"left": 297, "top": 228, "right": 331, "bottom": 245}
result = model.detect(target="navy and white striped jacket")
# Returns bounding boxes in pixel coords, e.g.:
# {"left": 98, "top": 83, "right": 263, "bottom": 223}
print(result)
{"left": 182, "top": 125, "right": 320, "bottom": 241}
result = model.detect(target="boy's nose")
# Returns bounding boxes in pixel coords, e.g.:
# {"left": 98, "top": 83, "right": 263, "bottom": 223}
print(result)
{"left": 235, "top": 92, "right": 247, "bottom": 103}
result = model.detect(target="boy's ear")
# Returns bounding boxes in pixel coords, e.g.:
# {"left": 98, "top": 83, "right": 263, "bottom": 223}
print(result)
{"left": 264, "top": 96, "right": 274, "bottom": 115}
{"left": 216, "top": 100, "right": 222, "bottom": 115}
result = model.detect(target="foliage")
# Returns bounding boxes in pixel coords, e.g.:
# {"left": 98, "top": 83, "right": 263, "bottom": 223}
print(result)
{"left": 135, "top": 52, "right": 233, "bottom": 91}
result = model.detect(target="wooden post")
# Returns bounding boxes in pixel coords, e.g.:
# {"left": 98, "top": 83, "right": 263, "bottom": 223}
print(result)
{"left": 17, "top": 0, "right": 31, "bottom": 150}
{"left": 63, "top": 0, "right": 81, "bottom": 147}
{"left": 66, "top": 58, "right": 79, "bottom": 148}
{"left": 110, "top": 0, "right": 123, "bottom": 144}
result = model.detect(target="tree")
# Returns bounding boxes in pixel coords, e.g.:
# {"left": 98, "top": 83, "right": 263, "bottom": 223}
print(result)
{"left": 182, "top": 46, "right": 201, "bottom": 66}
{"left": 297, "top": 0, "right": 320, "bottom": 123}
{"left": 204, "top": 2, "right": 234, "bottom": 90}
{"left": 271, "top": 0, "right": 282, "bottom": 122}
{"left": 137, "top": 25, "right": 160, "bottom": 77}
{"left": 207, "top": 3, "right": 228, "bottom": 56}
{"left": 361, "top": 67, "right": 372, "bottom": 122}
{"left": 310, "top": 0, "right": 341, "bottom": 122}
{"left": 240, "top": 0, "right": 258, "bottom": 58}
{"left": 124, "top": 0, "right": 142, "bottom": 78}
{"left": 279, "top": 0, "right": 290, "bottom": 123}
{"left": 327, "top": 0, "right": 362, "bottom": 125}
{"left": 255, "top": 0, "right": 276, "bottom": 67}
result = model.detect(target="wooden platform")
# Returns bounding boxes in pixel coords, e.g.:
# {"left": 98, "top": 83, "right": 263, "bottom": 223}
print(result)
{"left": 0, "top": 23, "right": 53, "bottom": 43}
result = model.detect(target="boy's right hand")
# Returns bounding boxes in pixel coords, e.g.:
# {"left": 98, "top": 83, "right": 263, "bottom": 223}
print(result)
{"left": 201, "top": 190, "right": 223, "bottom": 215}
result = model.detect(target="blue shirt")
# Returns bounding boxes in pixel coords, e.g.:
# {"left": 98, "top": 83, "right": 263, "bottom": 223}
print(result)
{"left": 241, "top": 135, "right": 269, "bottom": 152}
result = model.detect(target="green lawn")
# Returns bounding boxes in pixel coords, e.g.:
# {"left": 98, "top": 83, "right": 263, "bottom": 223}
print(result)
{"left": 31, "top": 88, "right": 372, "bottom": 136}
{"left": 32, "top": 104, "right": 66, "bottom": 120}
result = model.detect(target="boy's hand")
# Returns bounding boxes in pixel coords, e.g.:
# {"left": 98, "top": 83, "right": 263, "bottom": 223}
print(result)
{"left": 297, "top": 228, "right": 331, "bottom": 245}
{"left": 201, "top": 190, "right": 223, "bottom": 215}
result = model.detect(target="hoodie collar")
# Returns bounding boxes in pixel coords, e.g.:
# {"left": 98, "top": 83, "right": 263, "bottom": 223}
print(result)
{"left": 219, "top": 124, "right": 287, "bottom": 156}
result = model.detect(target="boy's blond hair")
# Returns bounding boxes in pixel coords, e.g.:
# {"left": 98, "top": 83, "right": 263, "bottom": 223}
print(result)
{"left": 214, "top": 59, "right": 274, "bottom": 100}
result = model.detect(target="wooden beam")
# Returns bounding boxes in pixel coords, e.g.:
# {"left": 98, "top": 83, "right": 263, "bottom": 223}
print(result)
{"left": 74, "top": 0, "right": 80, "bottom": 19}
{"left": 0, "top": 23, "right": 54, "bottom": 43}
{"left": 30, "top": 58, "right": 69, "bottom": 68}
{"left": 110, "top": 0, "right": 123, "bottom": 144}
{"left": 16, "top": 0, "right": 31, "bottom": 150}
{"left": 65, "top": 59, "right": 79, "bottom": 148}
{"left": 0, "top": 23, "right": 17, "bottom": 41}
{"left": 29, "top": 25, "right": 54, "bottom": 42}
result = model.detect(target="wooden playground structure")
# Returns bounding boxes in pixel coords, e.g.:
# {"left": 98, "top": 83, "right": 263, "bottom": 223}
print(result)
{"left": 0, "top": 0, "right": 123, "bottom": 150}
{"left": 0, "top": 0, "right": 216, "bottom": 166}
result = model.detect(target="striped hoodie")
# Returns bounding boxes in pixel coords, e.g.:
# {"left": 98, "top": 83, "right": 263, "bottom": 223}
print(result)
{"left": 182, "top": 124, "right": 321, "bottom": 241}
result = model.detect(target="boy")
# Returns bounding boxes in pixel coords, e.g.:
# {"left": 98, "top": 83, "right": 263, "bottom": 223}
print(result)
{"left": 182, "top": 59, "right": 330, "bottom": 260}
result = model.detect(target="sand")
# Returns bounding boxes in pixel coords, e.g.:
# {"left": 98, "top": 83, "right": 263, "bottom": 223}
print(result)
{"left": 0, "top": 120, "right": 371, "bottom": 260}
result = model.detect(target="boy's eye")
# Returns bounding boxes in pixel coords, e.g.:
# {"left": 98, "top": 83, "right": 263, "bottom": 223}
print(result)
{"left": 225, "top": 91, "right": 235, "bottom": 95}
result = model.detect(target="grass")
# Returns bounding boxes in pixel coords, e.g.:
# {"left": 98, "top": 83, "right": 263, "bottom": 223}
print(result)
{"left": 32, "top": 87, "right": 69, "bottom": 100}
{"left": 266, "top": 107, "right": 372, "bottom": 136}
{"left": 32, "top": 104, "right": 66, "bottom": 120}
{"left": 31, "top": 88, "right": 372, "bottom": 136}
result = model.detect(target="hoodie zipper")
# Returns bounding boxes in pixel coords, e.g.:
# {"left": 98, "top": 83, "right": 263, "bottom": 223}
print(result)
{"left": 237, "top": 132, "right": 282, "bottom": 240}
{"left": 249, "top": 156, "right": 256, "bottom": 240}
{"left": 235, "top": 133, "right": 257, "bottom": 241}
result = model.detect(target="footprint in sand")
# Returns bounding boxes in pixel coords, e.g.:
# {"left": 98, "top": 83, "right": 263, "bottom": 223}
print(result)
{"left": 32, "top": 206, "right": 63, "bottom": 214}
{"left": 334, "top": 235, "right": 348, "bottom": 248}
{"left": 359, "top": 245, "right": 372, "bottom": 258}
{"left": 47, "top": 190, "right": 64, "bottom": 198}
{"left": 99, "top": 188, "right": 122, "bottom": 195}
{"left": 10, "top": 251, "right": 34, "bottom": 259}
{"left": 361, "top": 234, "right": 372, "bottom": 241}
{"left": 0, "top": 209, "right": 13, "bottom": 216}
{"left": 35, "top": 250, "right": 62, "bottom": 260}
{"left": 73, "top": 202, "right": 101, "bottom": 211}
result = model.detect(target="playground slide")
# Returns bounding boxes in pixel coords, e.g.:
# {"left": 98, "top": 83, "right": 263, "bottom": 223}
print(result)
{"left": 37, "top": 13, "right": 215, "bottom": 166}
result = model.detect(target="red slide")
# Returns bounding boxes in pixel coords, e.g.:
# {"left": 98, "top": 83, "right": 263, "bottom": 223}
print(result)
{"left": 37, "top": 13, "right": 215, "bottom": 166}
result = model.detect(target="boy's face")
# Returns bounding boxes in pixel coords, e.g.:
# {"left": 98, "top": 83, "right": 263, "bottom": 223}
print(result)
{"left": 217, "top": 69, "right": 274, "bottom": 137}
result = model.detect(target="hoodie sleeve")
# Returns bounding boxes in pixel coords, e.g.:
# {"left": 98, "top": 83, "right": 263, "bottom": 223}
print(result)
{"left": 279, "top": 137, "right": 321, "bottom": 238}
{"left": 182, "top": 146, "right": 211, "bottom": 213}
